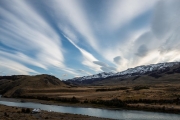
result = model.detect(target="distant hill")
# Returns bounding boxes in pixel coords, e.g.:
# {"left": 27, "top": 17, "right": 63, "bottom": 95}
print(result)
{"left": 0, "top": 74, "right": 67, "bottom": 97}
{"left": 65, "top": 62, "right": 180, "bottom": 85}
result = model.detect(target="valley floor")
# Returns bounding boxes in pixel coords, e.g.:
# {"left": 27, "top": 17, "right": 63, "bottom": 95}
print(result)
{"left": 1, "top": 83, "right": 180, "bottom": 117}
{"left": 2, "top": 84, "right": 180, "bottom": 114}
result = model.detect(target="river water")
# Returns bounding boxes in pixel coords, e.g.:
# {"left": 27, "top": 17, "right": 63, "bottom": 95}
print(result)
{"left": 0, "top": 97, "right": 180, "bottom": 120}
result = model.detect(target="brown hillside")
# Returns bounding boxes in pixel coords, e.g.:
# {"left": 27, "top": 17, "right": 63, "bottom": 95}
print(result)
{"left": 0, "top": 74, "right": 68, "bottom": 97}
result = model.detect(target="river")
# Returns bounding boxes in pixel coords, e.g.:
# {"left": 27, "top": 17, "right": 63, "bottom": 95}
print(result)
{"left": 0, "top": 96, "right": 180, "bottom": 120}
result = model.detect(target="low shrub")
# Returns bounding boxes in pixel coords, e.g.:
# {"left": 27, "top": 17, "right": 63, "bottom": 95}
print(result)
{"left": 133, "top": 86, "right": 149, "bottom": 90}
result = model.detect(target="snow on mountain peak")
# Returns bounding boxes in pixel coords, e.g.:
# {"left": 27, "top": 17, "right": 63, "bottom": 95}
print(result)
{"left": 67, "top": 62, "right": 180, "bottom": 82}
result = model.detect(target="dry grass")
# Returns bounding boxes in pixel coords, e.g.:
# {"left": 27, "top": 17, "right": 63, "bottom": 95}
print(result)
{"left": 19, "top": 84, "right": 180, "bottom": 101}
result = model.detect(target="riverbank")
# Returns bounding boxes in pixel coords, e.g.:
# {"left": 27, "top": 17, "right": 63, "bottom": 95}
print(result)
{"left": 1, "top": 97, "right": 180, "bottom": 120}
{"left": 0, "top": 97, "right": 122, "bottom": 110}
{"left": 1, "top": 97, "right": 180, "bottom": 114}
{"left": 0, "top": 104, "right": 111, "bottom": 120}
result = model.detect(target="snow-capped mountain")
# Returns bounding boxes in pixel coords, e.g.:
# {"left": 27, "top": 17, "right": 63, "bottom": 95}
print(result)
{"left": 65, "top": 62, "right": 180, "bottom": 85}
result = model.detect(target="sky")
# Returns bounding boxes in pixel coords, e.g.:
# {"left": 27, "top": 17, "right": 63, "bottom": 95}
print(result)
{"left": 1, "top": 0, "right": 180, "bottom": 80}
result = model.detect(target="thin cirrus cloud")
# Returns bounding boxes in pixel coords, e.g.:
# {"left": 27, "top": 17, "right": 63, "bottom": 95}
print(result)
{"left": 106, "top": 0, "right": 158, "bottom": 31}
{"left": 1, "top": 0, "right": 180, "bottom": 79}
{"left": 47, "top": 0, "right": 99, "bottom": 50}
{"left": 0, "top": 57, "right": 38, "bottom": 75}
{"left": 63, "top": 35, "right": 101, "bottom": 72}
{"left": 0, "top": 51, "right": 47, "bottom": 70}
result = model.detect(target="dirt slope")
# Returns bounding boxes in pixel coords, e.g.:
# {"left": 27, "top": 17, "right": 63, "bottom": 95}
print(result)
{"left": 0, "top": 74, "right": 68, "bottom": 97}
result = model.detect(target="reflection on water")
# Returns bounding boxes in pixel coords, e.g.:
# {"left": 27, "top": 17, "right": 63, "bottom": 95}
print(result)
{"left": 0, "top": 99, "right": 180, "bottom": 120}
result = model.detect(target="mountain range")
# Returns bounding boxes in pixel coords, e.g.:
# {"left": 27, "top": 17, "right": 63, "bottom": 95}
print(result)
{"left": 65, "top": 62, "right": 180, "bottom": 85}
